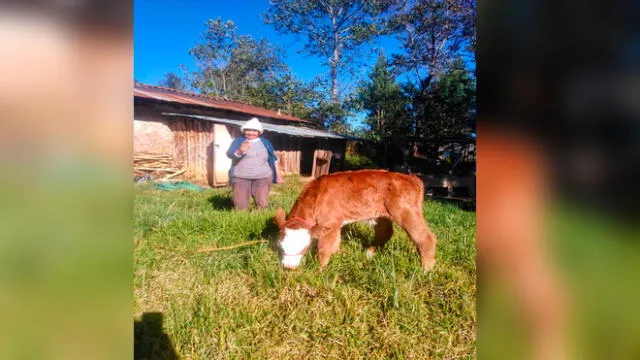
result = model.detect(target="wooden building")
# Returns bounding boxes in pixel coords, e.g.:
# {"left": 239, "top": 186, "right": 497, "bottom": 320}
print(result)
{"left": 134, "top": 83, "right": 353, "bottom": 187}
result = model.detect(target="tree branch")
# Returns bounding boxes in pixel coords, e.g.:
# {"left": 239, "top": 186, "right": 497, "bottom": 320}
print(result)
{"left": 336, "top": 3, "right": 365, "bottom": 29}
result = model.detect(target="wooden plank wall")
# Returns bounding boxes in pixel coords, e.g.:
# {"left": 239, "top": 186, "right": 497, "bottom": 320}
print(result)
{"left": 269, "top": 134, "right": 302, "bottom": 175}
{"left": 275, "top": 150, "right": 301, "bottom": 174}
{"left": 169, "top": 118, "right": 214, "bottom": 186}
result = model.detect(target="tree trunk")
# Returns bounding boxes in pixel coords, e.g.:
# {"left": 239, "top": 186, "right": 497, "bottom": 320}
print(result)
{"left": 383, "top": 142, "right": 388, "bottom": 169}
{"left": 414, "top": 73, "right": 433, "bottom": 145}
{"left": 331, "top": 9, "right": 340, "bottom": 104}
{"left": 331, "top": 62, "right": 339, "bottom": 103}
{"left": 208, "top": 69, "right": 219, "bottom": 96}
{"left": 222, "top": 73, "right": 227, "bottom": 98}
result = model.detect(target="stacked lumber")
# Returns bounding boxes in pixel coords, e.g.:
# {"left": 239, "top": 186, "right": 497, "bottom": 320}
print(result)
{"left": 133, "top": 153, "right": 185, "bottom": 180}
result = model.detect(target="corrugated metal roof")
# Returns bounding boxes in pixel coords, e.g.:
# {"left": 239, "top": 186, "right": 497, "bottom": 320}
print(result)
{"left": 163, "top": 113, "right": 359, "bottom": 140}
{"left": 134, "top": 83, "right": 310, "bottom": 124}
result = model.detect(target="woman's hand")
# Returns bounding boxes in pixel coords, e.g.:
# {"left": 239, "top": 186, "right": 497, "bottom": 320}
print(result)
{"left": 238, "top": 140, "right": 251, "bottom": 154}
{"left": 277, "top": 175, "right": 285, "bottom": 184}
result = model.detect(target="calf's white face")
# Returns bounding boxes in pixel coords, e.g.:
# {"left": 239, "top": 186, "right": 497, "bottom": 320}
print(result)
{"left": 279, "top": 228, "right": 311, "bottom": 269}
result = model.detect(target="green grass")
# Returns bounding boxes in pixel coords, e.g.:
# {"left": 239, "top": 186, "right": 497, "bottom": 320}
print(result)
{"left": 134, "top": 175, "right": 476, "bottom": 359}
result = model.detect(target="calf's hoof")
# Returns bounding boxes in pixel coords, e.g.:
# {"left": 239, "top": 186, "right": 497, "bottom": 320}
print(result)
{"left": 422, "top": 258, "right": 436, "bottom": 272}
{"left": 365, "top": 247, "right": 376, "bottom": 260}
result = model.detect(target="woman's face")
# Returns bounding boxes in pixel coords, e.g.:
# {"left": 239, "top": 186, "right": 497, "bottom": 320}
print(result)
{"left": 243, "top": 129, "right": 260, "bottom": 140}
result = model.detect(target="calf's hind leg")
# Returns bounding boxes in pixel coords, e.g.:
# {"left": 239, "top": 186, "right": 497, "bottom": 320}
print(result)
{"left": 366, "top": 217, "right": 394, "bottom": 259}
{"left": 394, "top": 211, "right": 437, "bottom": 272}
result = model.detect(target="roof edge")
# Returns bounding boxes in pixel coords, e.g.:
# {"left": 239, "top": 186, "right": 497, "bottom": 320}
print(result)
{"left": 134, "top": 82, "right": 311, "bottom": 124}
{"left": 161, "top": 112, "right": 362, "bottom": 141}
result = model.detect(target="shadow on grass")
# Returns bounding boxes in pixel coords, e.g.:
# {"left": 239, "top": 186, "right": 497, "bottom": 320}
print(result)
{"left": 134, "top": 312, "right": 179, "bottom": 360}
{"left": 254, "top": 216, "right": 283, "bottom": 255}
{"left": 229, "top": 215, "right": 283, "bottom": 258}
{"left": 207, "top": 194, "right": 234, "bottom": 210}
{"left": 341, "top": 223, "right": 375, "bottom": 250}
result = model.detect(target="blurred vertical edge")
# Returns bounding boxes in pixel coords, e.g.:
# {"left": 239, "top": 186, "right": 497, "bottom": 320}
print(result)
{"left": 0, "top": 1, "right": 133, "bottom": 360}
{"left": 478, "top": 0, "right": 640, "bottom": 359}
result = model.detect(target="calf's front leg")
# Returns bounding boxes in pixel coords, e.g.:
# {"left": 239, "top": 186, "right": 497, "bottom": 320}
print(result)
{"left": 315, "top": 224, "right": 342, "bottom": 270}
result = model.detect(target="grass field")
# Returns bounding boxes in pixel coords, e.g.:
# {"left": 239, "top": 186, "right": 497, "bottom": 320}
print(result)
{"left": 134, "top": 175, "right": 476, "bottom": 359}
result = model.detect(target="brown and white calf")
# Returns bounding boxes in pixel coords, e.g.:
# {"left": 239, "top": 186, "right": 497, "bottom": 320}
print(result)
{"left": 274, "top": 170, "right": 437, "bottom": 271}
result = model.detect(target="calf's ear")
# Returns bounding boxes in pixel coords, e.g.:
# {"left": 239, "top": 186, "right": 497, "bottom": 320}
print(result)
{"left": 274, "top": 208, "right": 286, "bottom": 229}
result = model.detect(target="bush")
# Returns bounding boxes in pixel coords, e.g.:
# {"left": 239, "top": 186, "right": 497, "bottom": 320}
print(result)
{"left": 345, "top": 153, "right": 378, "bottom": 170}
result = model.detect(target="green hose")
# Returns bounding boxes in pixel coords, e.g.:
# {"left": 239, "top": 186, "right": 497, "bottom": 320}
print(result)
{"left": 152, "top": 181, "right": 203, "bottom": 191}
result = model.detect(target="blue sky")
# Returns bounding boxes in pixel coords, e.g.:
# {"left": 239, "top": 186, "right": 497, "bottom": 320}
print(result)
{"left": 134, "top": 0, "right": 403, "bottom": 91}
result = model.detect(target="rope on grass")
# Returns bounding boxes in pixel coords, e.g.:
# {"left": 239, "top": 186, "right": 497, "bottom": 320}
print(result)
{"left": 196, "top": 240, "right": 268, "bottom": 253}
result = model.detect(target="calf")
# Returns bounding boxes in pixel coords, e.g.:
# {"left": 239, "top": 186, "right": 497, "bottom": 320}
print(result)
{"left": 274, "top": 170, "right": 437, "bottom": 271}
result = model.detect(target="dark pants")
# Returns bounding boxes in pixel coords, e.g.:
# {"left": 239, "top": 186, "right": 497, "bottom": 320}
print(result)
{"left": 232, "top": 177, "right": 272, "bottom": 210}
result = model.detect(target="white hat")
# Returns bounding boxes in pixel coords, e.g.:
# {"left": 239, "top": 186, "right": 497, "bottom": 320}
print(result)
{"left": 241, "top": 117, "right": 263, "bottom": 133}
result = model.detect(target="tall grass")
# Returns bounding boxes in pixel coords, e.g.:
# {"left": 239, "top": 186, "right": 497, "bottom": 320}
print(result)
{"left": 134, "top": 175, "right": 476, "bottom": 359}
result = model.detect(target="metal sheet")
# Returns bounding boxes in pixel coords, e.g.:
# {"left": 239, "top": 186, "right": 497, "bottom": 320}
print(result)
{"left": 162, "top": 113, "right": 359, "bottom": 140}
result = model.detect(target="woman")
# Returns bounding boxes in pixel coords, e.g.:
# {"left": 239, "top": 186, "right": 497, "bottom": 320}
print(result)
{"left": 226, "top": 117, "right": 284, "bottom": 210}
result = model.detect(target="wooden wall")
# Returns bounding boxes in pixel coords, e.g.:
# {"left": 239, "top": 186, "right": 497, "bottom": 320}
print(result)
{"left": 300, "top": 138, "right": 347, "bottom": 175}
{"left": 274, "top": 150, "right": 301, "bottom": 174}
{"left": 266, "top": 134, "right": 301, "bottom": 175}
{"left": 169, "top": 118, "right": 214, "bottom": 186}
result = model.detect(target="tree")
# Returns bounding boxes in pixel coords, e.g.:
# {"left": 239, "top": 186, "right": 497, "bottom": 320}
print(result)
{"left": 356, "top": 52, "right": 410, "bottom": 167}
{"left": 187, "top": 18, "right": 288, "bottom": 101}
{"left": 263, "top": 0, "right": 394, "bottom": 104}
{"left": 411, "top": 63, "right": 476, "bottom": 159}
{"left": 188, "top": 18, "right": 236, "bottom": 97}
{"left": 308, "top": 100, "right": 353, "bottom": 133}
{"left": 249, "top": 71, "right": 322, "bottom": 120}
{"left": 158, "top": 72, "right": 186, "bottom": 90}
{"left": 385, "top": 0, "right": 476, "bottom": 158}
{"left": 183, "top": 18, "right": 327, "bottom": 124}
{"left": 388, "top": 0, "right": 475, "bottom": 84}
